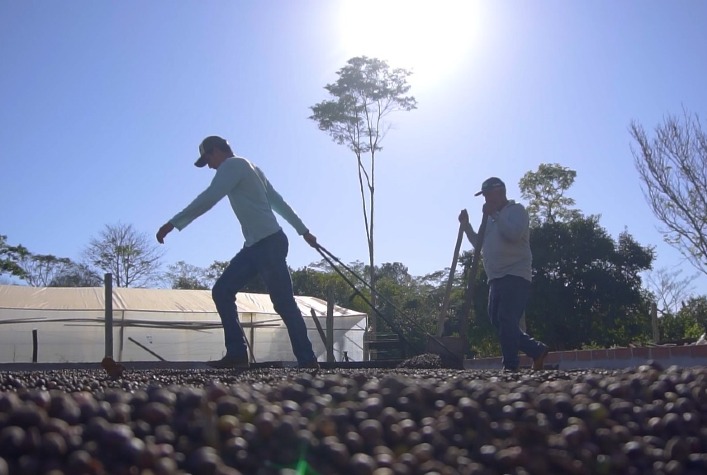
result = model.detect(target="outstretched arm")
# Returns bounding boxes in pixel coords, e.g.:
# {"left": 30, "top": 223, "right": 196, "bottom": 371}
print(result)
{"left": 169, "top": 160, "right": 242, "bottom": 233}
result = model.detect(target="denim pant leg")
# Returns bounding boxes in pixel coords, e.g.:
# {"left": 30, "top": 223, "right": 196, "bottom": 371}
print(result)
{"left": 254, "top": 231, "right": 316, "bottom": 364}
{"left": 488, "top": 275, "right": 531, "bottom": 370}
{"left": 212, "top": 247, "right": 258, "bottom": 358}
{"left": 518, "top": 315, "right": 546, "bottom": 360}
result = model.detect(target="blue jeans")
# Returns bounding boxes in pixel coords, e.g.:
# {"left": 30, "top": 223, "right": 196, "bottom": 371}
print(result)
{"left": 488, "top": 275, "right": 545, "bottom": 370}
{"left": 211, "top": 230, "right": 316, "bottom": 365}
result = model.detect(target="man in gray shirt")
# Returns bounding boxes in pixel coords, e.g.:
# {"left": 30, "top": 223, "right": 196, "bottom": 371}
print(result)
{"left": 156, "top": 136, "right": 319, "bottom": 369}
{"left": 459, "top": 177, "right": 548, "bottom": 371}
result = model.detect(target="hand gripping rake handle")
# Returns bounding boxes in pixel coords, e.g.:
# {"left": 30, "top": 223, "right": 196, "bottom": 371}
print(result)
{"left": 459, "top": 213, "right": 488, "bottom": 345}
{"left": 436, "top": 222, "right": 465, "bottom": 337}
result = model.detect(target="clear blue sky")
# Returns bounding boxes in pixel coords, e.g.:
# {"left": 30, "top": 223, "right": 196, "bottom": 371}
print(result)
{"left": 2, "top": 1, "right": 706, "bottom": 297}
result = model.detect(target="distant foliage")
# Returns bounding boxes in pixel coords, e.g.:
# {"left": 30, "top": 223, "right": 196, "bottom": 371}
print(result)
{"left": 0, "top": 234, "right": 29, "bottom": 279}
{"left": 84, "top": 223, "right": 164, "bottom": 288}
{"left": 164, "top": 261, "right": 210, "bottom": 290}
{"left": 644, "top": 267, "right": 697, "bottom": 316}
{"left": 17, "top": 253, "right": 72, "bottom": 287}
{"left": 659, "top": 296, "right": 707, "bottom": 343}
{"left": 630, "top": 109, "right": 707, "bottom": 277}
{"left": 520, "top": 163, "right": 581, "bottom": 226}
{"left": 528, "top": 217, "right": 654, "bottom": 350}
{"left": 50, "top": 262, "right": 103, "bottom": 287}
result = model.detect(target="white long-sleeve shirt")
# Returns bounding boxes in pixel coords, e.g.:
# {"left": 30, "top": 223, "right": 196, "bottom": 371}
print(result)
{"left": 464, "top": 200, "right": 532, "bottom": 282}
{"left": 169, "top": 157, "right": 308, "bottom": 247}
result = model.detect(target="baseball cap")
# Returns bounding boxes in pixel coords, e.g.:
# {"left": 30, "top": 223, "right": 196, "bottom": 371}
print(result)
{"left": 474, "top": 177, "right": 505, "bottom": 196}
{"left": 194, "top": 136, "right": 229, "bottom": 167}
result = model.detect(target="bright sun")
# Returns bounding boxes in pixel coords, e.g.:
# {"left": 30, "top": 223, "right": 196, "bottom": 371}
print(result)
{"left": 338, "top": 0, "right": 485, "bottom": 88}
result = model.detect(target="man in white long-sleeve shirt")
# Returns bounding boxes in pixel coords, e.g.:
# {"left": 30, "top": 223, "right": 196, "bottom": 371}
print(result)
{"left": 156, "top": 136, "right": 319, "bottom": 369}
{"left": 459, "top": 177, "right": 548, "bottom": 371}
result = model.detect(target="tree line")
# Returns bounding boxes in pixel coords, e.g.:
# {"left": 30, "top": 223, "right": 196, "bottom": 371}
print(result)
{"left": 2, "top": 162, "right": 705, "bottom": 356}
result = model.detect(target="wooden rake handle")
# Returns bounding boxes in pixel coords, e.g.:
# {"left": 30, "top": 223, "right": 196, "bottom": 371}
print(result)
{"left": 436, "top": 222, "right": 465, "bottom": 337}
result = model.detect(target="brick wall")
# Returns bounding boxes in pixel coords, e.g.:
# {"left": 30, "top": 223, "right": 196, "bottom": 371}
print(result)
{"left": 465, "top": 345, "right": 707, "bottom": 370}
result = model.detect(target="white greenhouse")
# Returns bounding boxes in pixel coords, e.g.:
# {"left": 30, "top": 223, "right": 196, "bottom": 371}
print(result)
{"left": 0, "top": 285, "right": 366, "bottom": 364}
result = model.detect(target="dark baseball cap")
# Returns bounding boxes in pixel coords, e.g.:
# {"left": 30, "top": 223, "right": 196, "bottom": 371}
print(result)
{"left": 194, "top": 136, "right": 229, "bottom": 167}
{"left": 474, "top": 177, "right": 505, "bottom": 196}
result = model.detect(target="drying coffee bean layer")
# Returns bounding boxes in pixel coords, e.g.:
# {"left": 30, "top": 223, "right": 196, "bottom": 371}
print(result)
{"left": 0, "top": 359, "right": 705, "bottom": 474}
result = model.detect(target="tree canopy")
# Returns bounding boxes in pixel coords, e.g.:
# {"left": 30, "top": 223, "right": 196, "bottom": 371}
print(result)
{"left": 520, "top": 163, "right": 581, "bottom": 226}
{"left": 658, "top": 296, "right": 707, "bottom": 343}
{"left": 164, "top": 261, "right": 210, "bottom": 290}
{"left": 0, "top": 234, "right": 28, "bottom": 280}
{"left": 49, "top": 262, "right": 103, "bottom": 287}
{"left": 528, "top": 217, "right": 654, "bottom": 349}
{"left": 630, "top": 109, "right": 707, "bottom": 276}
{"left": 84, "top": 223, "right": 164, "bottom": 288}
{"left": 17, "top": 253, "right": 72, "bottom": 287}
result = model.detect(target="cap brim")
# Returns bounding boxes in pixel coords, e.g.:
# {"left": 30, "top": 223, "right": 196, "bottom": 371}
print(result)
{"left": 194, "top": 156, "right": 208, "bottom": 168}
{"left": 475, "top": 184, "right": 505, "bottom": 196}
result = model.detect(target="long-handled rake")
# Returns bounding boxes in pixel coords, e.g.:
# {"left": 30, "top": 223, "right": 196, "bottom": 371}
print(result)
{"left": 313, "top": 243, "right": 469, "bottom": 367}
{"left": 425, "top": 213, "right": 488, "bottom": 365}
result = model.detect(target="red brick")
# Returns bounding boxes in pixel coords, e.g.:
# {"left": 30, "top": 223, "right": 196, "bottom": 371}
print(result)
{"left": 690, "top": 345, "right": 707, "bottom": 357}
{"left": 592, "top": 349, "right": 608, "bottom": 360}
{"left": 632, "top": 347, "right": 650, "bottom": 358}
{"left": 651, "top": 347, "right": 671, "bottom": 359}
{"left": 614, "top": 348, "right": 632, "bottom": 359}
{"left": 476, "top": 357, "right": 500, "bottom": 363}
{"left": 668, "top": 346, "right": 691, "bottom": 357}
{"left": 577, "top": 350, "right": 592, "bottom": 361}
{"left": 561, "top": 351, "right": 577, "bottom": 361}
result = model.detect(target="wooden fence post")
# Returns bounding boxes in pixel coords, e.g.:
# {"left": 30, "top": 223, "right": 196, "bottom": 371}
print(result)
{"left": 105, "top": 273, "right": 113, "bottom": 359}
{"left": 651, "top": 302, "right": 660, "bottom": 344}
{"left": 326, "top": 294, "right": 334, "bottom": 363}
{"left": 32, "top": 329, "right": 38, "bottom": 363}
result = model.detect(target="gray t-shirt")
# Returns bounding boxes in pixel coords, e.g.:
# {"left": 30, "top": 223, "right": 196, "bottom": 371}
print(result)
{"left": 465, "top": 200, "right": 532, "bottom": 282}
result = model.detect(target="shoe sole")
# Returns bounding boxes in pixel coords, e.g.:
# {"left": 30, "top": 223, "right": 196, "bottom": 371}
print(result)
{"left": 206, "top": 360, "right": 250, "bottom": 369}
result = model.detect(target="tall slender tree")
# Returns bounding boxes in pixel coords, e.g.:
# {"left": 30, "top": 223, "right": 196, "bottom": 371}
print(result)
{"left": 310, "top": 56, "right": 417, "bottom": 332}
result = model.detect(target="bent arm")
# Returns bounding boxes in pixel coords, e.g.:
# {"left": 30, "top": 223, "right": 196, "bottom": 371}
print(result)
{"left": 459, "top": 209, "right": 480, "bottom": 248}
{"left": 496, "top": 205, "right": 529, "bottom": 242}
{"left": 257, "top": 168, "right": 309, "bottom": 235}
{"left": 463, "top": 222, "right": 480, "bottom": 248}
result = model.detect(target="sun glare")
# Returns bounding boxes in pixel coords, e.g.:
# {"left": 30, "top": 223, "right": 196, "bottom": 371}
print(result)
{"left": 338, "top": 0, "right": 484, "bottom": 88}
